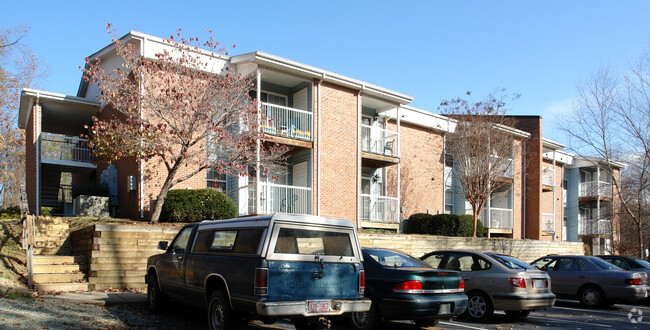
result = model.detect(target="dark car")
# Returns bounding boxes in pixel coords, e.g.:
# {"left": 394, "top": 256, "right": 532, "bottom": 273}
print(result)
{"left": 531, "top": 255, "right": 649, "bottom": 307}
{"left": 348, "top": 248, "right": 467, "bottom": 329}
{"left": 420, "top": 250, "right": 555, "bottom": 321}
{"left": 598, "top": 255, "right": 650, "bottom": 278}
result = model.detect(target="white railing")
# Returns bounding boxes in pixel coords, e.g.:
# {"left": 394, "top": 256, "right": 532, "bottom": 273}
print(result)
{"left": 239, "top": 182, "right": 312, "bottom": 215}
{"left": 41, "top": 133, "right": 94, "bottom": 163}
{"left": 480, "top": 207, "right": 513, "bottom": 229}
{"left": 361, "top": 124, "right": 399, "bottom": 157}
{"left": 361, "top": 194, "right": 399, "bottom": 223}
{"left": 579, "top": 181, "right": 613, "bottom": 198}
{"left": 542, "top": 213, "right": 555, "bottom": 233}
{"left": 579, "top": 219, "right": 612, "bottom": 236}
{"left": 542, "top": 167, "right": 554, "bottom": 187}
{"left": 260, "top": 102, "right": 313, "bottom": 141}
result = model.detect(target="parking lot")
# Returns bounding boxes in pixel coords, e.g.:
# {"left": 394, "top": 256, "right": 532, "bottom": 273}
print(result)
{"left": 147, "top": 299, "right": 649, "bottom": 329}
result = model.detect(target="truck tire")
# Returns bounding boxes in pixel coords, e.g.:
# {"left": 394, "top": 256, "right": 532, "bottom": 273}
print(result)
{"left": 147, "top": 274, "right": 166, "bottom": 312}
{"left": 208, "top": 290, "right": 232, "bottom": 330}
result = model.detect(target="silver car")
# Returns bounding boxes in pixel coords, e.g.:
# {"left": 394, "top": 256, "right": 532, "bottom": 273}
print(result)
{"left": 421, "top": 250, "right": 555, "bottom": 321}
{"left": 531, "top": 255, "right": 649, "bottom": 307}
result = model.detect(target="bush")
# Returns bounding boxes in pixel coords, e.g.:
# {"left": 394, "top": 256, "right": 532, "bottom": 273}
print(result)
{"left": 0, "top": 206, "right": 20, "bottom": 219}
{"left": 407, "top": 213, "right": 484, "bottom": 237}
{"left": 72, "top": 182, "right": 109, "bottom": 198}
{"left": 159, "top": 189, "right": 237, "bottom": 223}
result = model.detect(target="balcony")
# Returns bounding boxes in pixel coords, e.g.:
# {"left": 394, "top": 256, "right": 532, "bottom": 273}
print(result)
{"left": 579, "top": 181, "right": 612, "bottom": 199}
{"left": 480, "top": 207, "right": 513, "bottom": 230}
{"left": 361, "top": 194, "right": 399, "bottom": 224}
{"left": 542, "top": 213, "right": 555, "bottom": 233}
{"left": 260, "top": 102, "right": 312, "bottom": 147}
{"left": 41, "top": 133, "right": 94, "bottom": 166}
{"left": 542, "top": 168, "right": 554, "bottom": 190}
{"left": 361, "top": 125, "right": 399, "bottom": 167}
{"left": 238, "top": 182, "right": 312, "bottom": 216}
{"left": 579, "top": 219, "right": 612, "bottom": 236}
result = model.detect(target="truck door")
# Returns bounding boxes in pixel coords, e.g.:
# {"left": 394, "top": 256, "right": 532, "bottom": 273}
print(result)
{"left": 158, "top": 226, "right": 194, "bottom": 299}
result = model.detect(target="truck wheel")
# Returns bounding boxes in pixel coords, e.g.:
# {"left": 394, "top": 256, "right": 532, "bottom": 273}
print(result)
{"left": 208, "top": 290, "right": 232, "bottom": 330}
{"left": 147, "top": 274, "right": 165, "bottom": 312}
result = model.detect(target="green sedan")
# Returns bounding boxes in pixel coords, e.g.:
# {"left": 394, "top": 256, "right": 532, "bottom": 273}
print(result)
{"left": 349, "top": 248, "right": 468, "bottom": 329}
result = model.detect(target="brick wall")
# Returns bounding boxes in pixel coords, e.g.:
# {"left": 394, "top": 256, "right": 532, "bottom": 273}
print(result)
{"left": 394, "top": 122, "right": 445, "bottom": 217}
{"left": 26, "top": 104, "right": 38, "bottom": 214}
{"left": 512, "top": 139, "right": 524, "bottom": 239}
{"left": 318, "top": 82, "right": 359, "bottom": 223}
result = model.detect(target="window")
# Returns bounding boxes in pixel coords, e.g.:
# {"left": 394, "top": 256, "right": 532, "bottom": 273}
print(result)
{"left": 207, "top": 168, "right": 226, "bottom": 192}
{"left": 487, "top": 254, "right": 534, "bottom": 270}
{"left": 192, "top": 229, "right": 265, "bottom": 254}
{"left": 422, "top": 253, "right": 445, "bottom": 268}
{"left": 365, "top": 249, "right": 428, "bottom": 269}
{"left": 445, "top": 190, "right": 454, "bottom": 214}
{"left": 171, "top": 227, "right": 193, "bottom": 254}
{"left": 531, "top": 257, "right": 556, "bottom": 271}
{"left": 445, "top": 253, "right": 491, "bottom": 272}
{"left": 555, "top": 258, "right": 588, "bottom": 271}
{"left": 273, "top": 228, "right": 353, "bottom": 256}
{"left": 591, "top": 257, "right": 620, "bottom": 270}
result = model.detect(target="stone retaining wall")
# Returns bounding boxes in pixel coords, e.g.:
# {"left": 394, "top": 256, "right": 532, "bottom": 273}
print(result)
{"left": 70, "top": 224, "right": 585, "bottom": 291}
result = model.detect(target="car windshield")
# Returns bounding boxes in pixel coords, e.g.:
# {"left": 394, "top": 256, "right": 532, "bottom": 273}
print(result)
{"left": 591, "top": 257, "right": 622, "bottom": 270}
{"left": 488, "top": 254, "right": 535, "bottom": 270}
{"left": 635, "top": 259, "right": 650, "bottom": 269}
{"left": 365, "top": 249, "right": 428, "bottom": 269}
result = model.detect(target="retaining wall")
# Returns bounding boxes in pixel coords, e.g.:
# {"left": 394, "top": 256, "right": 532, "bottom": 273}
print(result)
{"left": 70, "top": 224, "right": 585, "bottom": 291}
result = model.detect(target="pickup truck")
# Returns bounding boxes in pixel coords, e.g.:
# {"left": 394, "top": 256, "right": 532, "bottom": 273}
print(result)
{"left": 145, "top": 214, "right": 371, "bottom": 330}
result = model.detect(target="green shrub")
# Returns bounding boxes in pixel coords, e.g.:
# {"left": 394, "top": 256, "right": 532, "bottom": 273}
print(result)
{"left": 72, "top": 182, "right": 109, "bottom": 198}
{"left": 407, "top": 213, "right": 484, "bottom": 237}
{"left": 0, "top": 206, "right": 20, "bottom": 219}
{"left": 40, "top": 207, "right": 52, "bottom": 216}
{"left": 159, "top": 189, "right": 237, "bottom": 223}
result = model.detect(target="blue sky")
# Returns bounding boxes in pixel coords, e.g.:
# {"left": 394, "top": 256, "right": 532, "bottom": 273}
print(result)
{"left": 5, "top": 0, "right": 650, "bottom": 141}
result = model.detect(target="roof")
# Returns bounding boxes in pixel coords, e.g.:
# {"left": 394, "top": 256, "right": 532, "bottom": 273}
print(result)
{"left": 18, "top": 88, "right": 101, "bottom": 129}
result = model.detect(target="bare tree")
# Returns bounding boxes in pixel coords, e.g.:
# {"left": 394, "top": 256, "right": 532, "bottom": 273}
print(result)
{"left": 84, "top": 25, "right": 287, "bottom": 223}
{"left": 0, "top": 25, "right": 45, "bottom": 208}
{"left": 562, "top": 45, "right": 650, "bottom": 258}
{"left": 440, "top": 90, "right": 519, "bottom": 237}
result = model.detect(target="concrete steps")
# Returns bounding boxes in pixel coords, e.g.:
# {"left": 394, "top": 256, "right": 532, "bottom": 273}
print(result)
{"left": 31, "top": 218, "right": 89, "bottom": 293}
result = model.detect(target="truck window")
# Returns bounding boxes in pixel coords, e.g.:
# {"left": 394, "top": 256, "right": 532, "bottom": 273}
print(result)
{"left": 172, "top": 227, "right": 193, "bottom": 254}
{"left": 192, "top": 229, "right": 264, "bottom": 254}
{"left": 273, "top": 228, "right": 353, "bottom": 256}
{"left": 233, "top": 229, "right": 265, "bottom": 254}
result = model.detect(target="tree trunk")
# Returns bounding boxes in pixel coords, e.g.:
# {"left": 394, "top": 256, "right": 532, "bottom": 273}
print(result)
{"left": 149, "top": 161, "right": 183, "bottom": 224}
{"left": 638, "top": 221, "right": 644, "bottom": 259}
{"left": 472, "top": 207, "right": 479, "bottom": 238}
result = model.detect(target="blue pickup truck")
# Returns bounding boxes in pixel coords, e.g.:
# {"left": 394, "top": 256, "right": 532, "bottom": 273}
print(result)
{"left": 145, "top": 214, "right": 371, "bottom": 330}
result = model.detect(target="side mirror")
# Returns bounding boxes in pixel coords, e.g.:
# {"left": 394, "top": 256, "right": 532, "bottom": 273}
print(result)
{"left": 158, "top": 241, "right": 169, "bottom": 251}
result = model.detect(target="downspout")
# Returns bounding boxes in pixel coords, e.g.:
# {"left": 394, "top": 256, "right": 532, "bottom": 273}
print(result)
{"left": 596, "top": 166, "right": 601, "bottom": 254}
{"left": 256, "top": 69, "right": 262, "bottom": 214}
{"left": 35, "top": 92, "right": 40, "bottom": 216}
{"left": 140, "top": 37, "right": 146, "bottom": 219}
{"left": 396, "top": 105, "right": 401, "bottom": 233}
{"left": 522, "top": 143, "right": 527, "bottom": 238}
{"left": 317, "top": 74, "right": 324, "bottom": 216}
{"left": 356, "top": 89, "right": 362, "bottom": 228}
{"left": 552, "top": 150, "right": 557, "bottom": 242}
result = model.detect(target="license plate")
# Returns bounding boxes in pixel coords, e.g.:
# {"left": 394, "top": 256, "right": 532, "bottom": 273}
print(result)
{"left": 439, "top": 303, "right": 451, "bottom": 315}
{"left": 533, "top": 279, "right": 547, "bottom": 289}
{"left": 308, "top": 300, "right": 330, "bottom": 313}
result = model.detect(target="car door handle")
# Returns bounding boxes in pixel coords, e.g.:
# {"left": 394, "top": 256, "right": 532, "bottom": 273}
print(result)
{"left": 312, "top": 272, "right": 322, "bottom": 279}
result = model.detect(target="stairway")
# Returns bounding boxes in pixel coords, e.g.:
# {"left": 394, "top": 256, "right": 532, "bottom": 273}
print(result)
{"left": 31, "top": 216, "right": 88, "bottom": 292}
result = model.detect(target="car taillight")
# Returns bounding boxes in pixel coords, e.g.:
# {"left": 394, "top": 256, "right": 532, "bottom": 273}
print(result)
{"left": 459, "top": 279, "right": 465, "bottom": 290}
{"left": 359, "top": 270, "right": 365, "bottom": 295}
{"left": 509, "top": 277, "right": 526, "bottom": 288}
{"left": 254, "top": 268, "right": 268, "bottom": 295}
{"left": 626, "top": 278, "right": 642, "bottom": 285}
{"left": 393, "top": 280, "right": 423, "bottom": 293}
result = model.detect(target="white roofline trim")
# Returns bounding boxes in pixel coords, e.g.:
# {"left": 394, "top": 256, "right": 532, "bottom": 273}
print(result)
{"left": 19, "top": 88, "right": 101, "bottom": 128}
{"left": 494, "top": 124, "right": 532, "bottom": 139}
{"left": 543, "top": 137, "right": 566, "bottom": 150}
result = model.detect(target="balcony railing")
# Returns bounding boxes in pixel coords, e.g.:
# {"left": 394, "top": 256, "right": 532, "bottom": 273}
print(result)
{"left": 579, "top": 181, "right": 612, "bottom": 198}
{"left": 361, "top": 125, "right": 399, "bottom": 157}
{"left": 579, "top": 219, "right": 612, "bottom": 236}
{"left": 542, "top": 168, "right": 554, "bottom": 186}
{"left": 238, "top": 182, "right": 312, "bottom": 216}
{"left": 361, "top": 194, "right": 399, "bottom": 223}
{"left": 260, "top": 102, "right": 313, "bottom": 141}
{"left": 542, "top": 213, "right": 555, "bottom": 233}
{"left": 41, "top": 133, "right": 94, "bottom": 164}
{"left": 480, "top": 207, "right": 513, "bottom": 229}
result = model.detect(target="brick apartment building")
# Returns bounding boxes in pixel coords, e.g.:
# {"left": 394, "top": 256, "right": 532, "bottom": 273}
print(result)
{"left": 18, "top": 31, "right": 621, "bottom": 252}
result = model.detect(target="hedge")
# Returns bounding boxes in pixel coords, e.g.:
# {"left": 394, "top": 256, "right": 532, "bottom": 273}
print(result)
{"left": 407, "top": 213, "right": 484, "bottom": 237}
{"left": 159, "top": 189, "right": 237, "bottom": 223}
